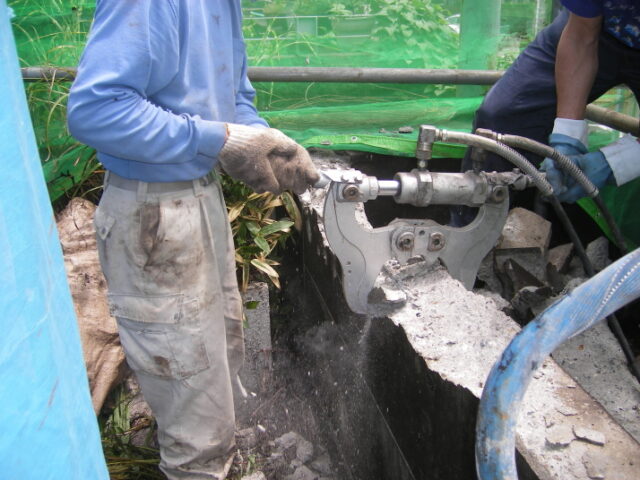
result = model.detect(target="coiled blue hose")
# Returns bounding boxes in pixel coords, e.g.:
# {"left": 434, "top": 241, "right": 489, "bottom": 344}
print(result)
{"left": 475, "top": 247, "right": 640, "bottom": 480}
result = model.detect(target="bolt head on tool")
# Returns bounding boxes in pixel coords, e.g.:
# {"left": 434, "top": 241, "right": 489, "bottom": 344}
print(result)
{"left": 491, "top": 186, "right": 507, "bottom": 203}
{"left": 396, "top": 232, "right": 415, "bottom": 251}
{"left": 342, "top": 184, "right": 361, "bottom": 201}
{"left": 428, "top": 232, "right": 445, "bottom": 251}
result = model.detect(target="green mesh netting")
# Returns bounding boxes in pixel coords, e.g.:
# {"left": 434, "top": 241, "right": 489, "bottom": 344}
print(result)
{"left": 9, "top": 0, "right": 640, "bottom": 247}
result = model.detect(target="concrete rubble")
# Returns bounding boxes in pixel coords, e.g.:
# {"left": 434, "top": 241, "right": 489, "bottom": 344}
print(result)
{"left": 236, "top": 428, "right": 335, "bottom": 480}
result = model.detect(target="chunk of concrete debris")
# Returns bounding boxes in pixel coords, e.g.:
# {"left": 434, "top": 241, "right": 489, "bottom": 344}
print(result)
{"left": 573, "top": 426, "right": 606, "bottom": 446}
{"left": 241, "top": 472, "right": 267, "bottom": 480}
{"left": 496, "top": 253, "right": 546, "bottom": 291}
{"left": 236, "top": 427, "right": 259, "bottom": 450}
{"left": 510, "top": 285, "right": 552, "bottom": 320}
{"left": 586, "top": 236, "right": 611, "bottom": 273}
{"left": 497, "top": 207, "right": 552, "bottom": 252}
{"left": 285, "top": 465, "right": 319, "bottom": 480}
{"left": 264, "top": 451, "right": 288, "bottom": 474}
{"left": 310, "top": 453, "right": 333, "bottom": 476}
{"left": 545, "top": 424, "right": 575, "bottom": 448}
{"left": 275, "top": 432, "right": 303, "bottom": 451}
{"left": 548, "top": 243, "right": 574, "bottom": 274}
{"left": 582, "top": 452, "right": 607, "bottom": 479}
{"left": 296, "top": 438, "right": 315, "bottom": 464}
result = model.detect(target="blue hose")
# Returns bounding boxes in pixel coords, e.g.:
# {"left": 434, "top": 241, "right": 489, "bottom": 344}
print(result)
{"left": 475, "top": 247, "right": 640, "bottom": 480}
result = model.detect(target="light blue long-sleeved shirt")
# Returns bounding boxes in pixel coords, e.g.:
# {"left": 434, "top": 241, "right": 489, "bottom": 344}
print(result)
{"left": 67, "top": 0, "right": 268, "bottom": 182}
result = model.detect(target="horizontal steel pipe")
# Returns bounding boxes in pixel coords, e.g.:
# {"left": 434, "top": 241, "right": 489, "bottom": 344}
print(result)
{"left": 21, "top": 66, "right": 76, "bottom": 82}
{"left": 585, "top": 104, "right": 639, "bottom": 137}
{"left": 20, "top": 66, "right": 639, "bottom": 135}
{"left": 22, "top": 66, "right": 503, "bottom": 85}
{"left": 247, "top": 66, "right": 504, "bottom": 85}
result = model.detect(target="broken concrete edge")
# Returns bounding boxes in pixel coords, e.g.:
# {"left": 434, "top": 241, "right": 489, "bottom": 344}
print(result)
{"left": 387, "top": 269, "right": 640, "bottom": 480}
{"left": 302, "top": 154, "right": 640, "bottom": 479}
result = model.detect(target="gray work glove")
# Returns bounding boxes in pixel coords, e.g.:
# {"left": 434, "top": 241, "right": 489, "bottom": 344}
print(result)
{"left": 218, "top": 124, "right": 320, "bottom": 194}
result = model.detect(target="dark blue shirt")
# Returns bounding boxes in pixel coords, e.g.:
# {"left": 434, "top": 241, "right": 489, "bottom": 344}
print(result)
{"left": 562, "top": 0, "right": 640, "bottom": 48}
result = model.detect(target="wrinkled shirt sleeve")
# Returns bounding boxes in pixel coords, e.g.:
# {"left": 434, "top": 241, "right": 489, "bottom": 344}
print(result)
{"left": 235, "top": 56, "right": 268, "bottom": 128}
{"left": 67, "top": 0, "right": 227, "bottom": 164}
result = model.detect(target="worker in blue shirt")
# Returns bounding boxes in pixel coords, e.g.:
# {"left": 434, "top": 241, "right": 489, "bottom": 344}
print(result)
{"left": 455, "top": 0, "right": 640, "bottom": 222}
{"left": 67, "top": 1, "right": 319, "bottom": 479}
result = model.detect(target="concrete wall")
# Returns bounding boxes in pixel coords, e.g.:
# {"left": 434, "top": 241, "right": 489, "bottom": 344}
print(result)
{"left": 285, "top": 155, "right": 640, "bottom": 479}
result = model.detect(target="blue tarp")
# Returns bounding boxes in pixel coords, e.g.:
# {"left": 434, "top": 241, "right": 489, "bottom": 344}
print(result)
{"left": 0, "top": 2, "right": 108, "bottom": 478}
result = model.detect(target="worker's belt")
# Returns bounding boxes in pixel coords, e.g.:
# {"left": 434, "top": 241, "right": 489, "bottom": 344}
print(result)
{"left": 105, "top": 170, "right": 218, "bottom": 194}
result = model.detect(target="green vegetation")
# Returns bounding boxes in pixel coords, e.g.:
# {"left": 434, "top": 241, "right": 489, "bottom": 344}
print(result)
{"left": 99, "top": 385, "right": 162, "bottom": 480}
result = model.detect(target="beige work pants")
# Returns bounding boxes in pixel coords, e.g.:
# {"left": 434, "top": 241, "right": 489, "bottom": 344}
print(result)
{"left": 94, "top": 172, "right": 244, "bottom": 479}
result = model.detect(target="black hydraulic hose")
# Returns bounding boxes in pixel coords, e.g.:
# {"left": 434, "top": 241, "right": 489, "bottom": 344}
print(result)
{"left": 436, "top": 128, "right": 640, "bottom": 383}
{"left": 432, "top": 129, "right": 554, "bottom": 196}
{"left": 476, "top": 129, "right": 629, "bottom": 254}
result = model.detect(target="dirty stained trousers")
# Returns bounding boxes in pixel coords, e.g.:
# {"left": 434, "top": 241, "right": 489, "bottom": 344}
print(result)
{"left": 94, "top": 172, "right": 244, "bottom": 479}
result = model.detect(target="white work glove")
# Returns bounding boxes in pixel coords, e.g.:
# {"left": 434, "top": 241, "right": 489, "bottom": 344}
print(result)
{"left": 218, "top": 124, "right": 320, "bottom": 195}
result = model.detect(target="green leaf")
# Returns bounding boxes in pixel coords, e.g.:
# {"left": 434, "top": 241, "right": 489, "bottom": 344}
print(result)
{"left": 254, "top": 235, "right": 271, "bottom": 254}
{"left": 280, "top": 191, "right": 302, "bottom": 230}
{"left": 246, "top": 221, "right": 261, "bottom": 236}
{"left": 244, "top": 300, "right": 260, "bottom": 310}
{"left": 251, "top": 258, "right": 279, "bottom": 278}
{"left": 260, "top": 220, "right": 294, "bottom": 236}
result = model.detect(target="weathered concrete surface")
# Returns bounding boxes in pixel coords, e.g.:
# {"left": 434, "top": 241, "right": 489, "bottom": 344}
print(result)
{"left": 388, "top": 267, "right": 640, "bottom": 479}
{"left": 295, "top": 156, "right": 640, "bottom": 479}
{"left": 553, "top": 322, "right": 640, "bottom": 443}
{"left": 240, "top": 282, "right": 272, "bottom": 396}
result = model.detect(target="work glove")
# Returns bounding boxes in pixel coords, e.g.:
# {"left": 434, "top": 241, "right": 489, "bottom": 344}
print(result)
{"left": 540, "top": 118, "right": 589, "bottom": 198}
{"left": 543, "top": 134, "right": 640, "bottom": 203}
{"left": 218, "top": 123, "right": 320, "bottom": 195}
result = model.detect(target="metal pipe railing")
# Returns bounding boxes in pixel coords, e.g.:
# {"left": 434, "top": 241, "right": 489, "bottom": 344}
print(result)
{"left": 21, "top": 66, "right": 639, "bottom": 135}
{"left": 21, "top": 65, "right": 504, "bottom": 85}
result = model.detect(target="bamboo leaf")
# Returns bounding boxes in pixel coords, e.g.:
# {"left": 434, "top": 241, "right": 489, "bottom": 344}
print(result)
{"left": 254, "top": 235, "right": 271, "bottom": 254}
{"left": 280, "top": 191, "right": 302, "bottom": 231}
{"left": 246, "top": 221, "right": 261, "bottom": 236}
{"left": 250, "top": 258, "right": 279, "bottom": 278}
{"left": 260, "top": 219, "right": 294, "bottom": 236}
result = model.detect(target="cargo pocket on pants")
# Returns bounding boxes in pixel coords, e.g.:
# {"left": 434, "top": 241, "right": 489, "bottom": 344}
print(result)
{"left": 109, "top": 293, "right": 209, "bottom": 379}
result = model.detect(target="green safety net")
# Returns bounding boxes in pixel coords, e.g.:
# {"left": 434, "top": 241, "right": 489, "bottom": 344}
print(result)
{"left": 8, "top": 0, "right": 640, "bottom": 248}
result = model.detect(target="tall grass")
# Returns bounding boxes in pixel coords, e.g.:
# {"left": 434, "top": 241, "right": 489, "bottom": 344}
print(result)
{"left": 10, "top": 0, "right": 100, "bottom": 206}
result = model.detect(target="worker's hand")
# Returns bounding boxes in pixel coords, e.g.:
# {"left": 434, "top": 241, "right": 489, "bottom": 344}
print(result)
{"left": 540, "top": 118, "right": 590, "bottom": 197}
{"left": 218, "top": 124, "right": 319, "bottom": 195}
{"left": 540, "top": 132, "right": 589, "bottom": 198}
{"left": 551, "top": 150, "right": 614, "bottom": 203}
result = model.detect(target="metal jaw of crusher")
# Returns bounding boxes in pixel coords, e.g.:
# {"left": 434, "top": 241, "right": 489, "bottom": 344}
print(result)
{"left": 316, "top": 167, "right": 532, "bottom": 314}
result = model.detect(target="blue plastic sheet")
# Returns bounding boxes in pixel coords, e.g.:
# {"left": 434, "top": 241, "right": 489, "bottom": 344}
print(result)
{"left": 0, "top": 1, "right": 108, "bottom": 478}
